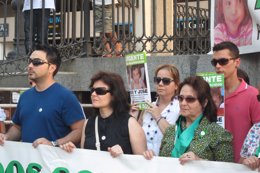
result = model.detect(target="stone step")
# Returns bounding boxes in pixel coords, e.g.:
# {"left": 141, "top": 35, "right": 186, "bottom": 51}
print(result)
{"left": 0, "top": 71, "right": 82, "bottom": 91}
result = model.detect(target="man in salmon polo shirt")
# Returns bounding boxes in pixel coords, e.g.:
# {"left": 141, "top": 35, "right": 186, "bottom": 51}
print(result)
{"left": 211, "top": 41, "right": 260, "bottom": 163}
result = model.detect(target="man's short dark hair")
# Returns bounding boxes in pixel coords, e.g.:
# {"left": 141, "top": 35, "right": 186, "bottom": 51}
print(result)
{"left": 32, "top": 45, "right": 61, "bottom": 76}
{"left": 213, "top": 41, "right": 239, "bottom": 59}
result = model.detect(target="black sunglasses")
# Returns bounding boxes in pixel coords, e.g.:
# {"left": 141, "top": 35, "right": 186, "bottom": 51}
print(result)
{"left": 90, "top": 87, "right": 110, "bottom": 95}
{"left": 211, "top": 58, "right": 236, "bottom": 67}
{"left": 177, "top": 95, "right": 197, "bottom": 103}
{"left": 28, "top": 58, "right": 50, "bottom": 66}
{"left": 154, "top": 77, "right": 174, "bottom": 85}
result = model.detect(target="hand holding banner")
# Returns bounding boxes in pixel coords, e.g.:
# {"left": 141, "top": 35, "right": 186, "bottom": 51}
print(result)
{"left": 0, "top": 141, "right": 256, "bottom": 172}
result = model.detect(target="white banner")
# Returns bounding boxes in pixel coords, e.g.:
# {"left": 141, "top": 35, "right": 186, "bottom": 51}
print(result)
{"left": 211, "top": 0, "right": 260, "bottom": 54}
{"left": 0, "top": 141, "right": 256, "bottom": 173}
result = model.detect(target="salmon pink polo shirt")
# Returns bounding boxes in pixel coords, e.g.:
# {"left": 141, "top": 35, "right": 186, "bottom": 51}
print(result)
{"left": 225, "top": 79, "right": 260, "bottom": 163}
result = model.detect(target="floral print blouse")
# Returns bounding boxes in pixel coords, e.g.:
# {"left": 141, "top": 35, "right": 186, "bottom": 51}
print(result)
{"left": 159, "top": 116, "right": 234, "bottom": 162}
{"left": 240, "top": 122, "right": 260, "bottom": 158}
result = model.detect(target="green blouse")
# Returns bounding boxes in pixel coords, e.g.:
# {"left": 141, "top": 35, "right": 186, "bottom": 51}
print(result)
{"left": 159, "top": 116, "right": 234, "bottom": 162}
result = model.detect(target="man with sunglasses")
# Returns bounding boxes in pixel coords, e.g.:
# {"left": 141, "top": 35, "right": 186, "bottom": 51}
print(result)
{"left": 212, "top": 41, "right": 260, "bottom": 163}
{"left": 0, "top": 45, "right": 85, "bottom": 148}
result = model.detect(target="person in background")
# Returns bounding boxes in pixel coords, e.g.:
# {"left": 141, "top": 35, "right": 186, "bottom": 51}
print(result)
{"left": 131, "top": 64, "right": 180, "bottom": 156}
{"left": 0, "top": 45, "right": 85, "bottom": 148}
{"left": 212, "top": 41, "right": 260, "bottom": 162}
{"left": 29, "top": 79, "right": 36, "bottom": 87}
{"left": 237, "top": 68, "right": 250, "bottom": 85}
{"left": 60, "top": 71, "right": 146, "bottom": 157}
{"left": 143, "top": 76, "right": 233, "bottom": 164}
{"left": 240, "top": 84, "right": 260, "bottom": 171}
{"left": 210, "top": 87, "right": 223, "bottom": 108}
{"left": 23, "top": 0, "right": 55, "bottom": 54}
{"left": 0, "top": 108, "right": 7, "bottom": 133}
{"left": 240, "top": 122, "right": 260, "bottom": 171}
{"left": 94, "top": 1, "right": 122, "bottom": 57}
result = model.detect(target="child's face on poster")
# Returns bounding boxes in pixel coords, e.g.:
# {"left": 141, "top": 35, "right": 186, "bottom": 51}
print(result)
{"left": 132, "top": 68, "right": 141, "bottom": 82}
{"left": 222, "top": 0, "right": 246, "bottom": 35}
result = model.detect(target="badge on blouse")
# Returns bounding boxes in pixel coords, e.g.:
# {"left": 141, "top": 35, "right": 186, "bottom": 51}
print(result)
{"left": 200, "top": 131, "right": 206, "bottom": 136}
{"left": 101, "top": 136, "right": 106, "bottom": 140}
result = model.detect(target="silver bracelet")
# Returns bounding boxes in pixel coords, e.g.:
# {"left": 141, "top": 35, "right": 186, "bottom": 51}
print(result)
{"left": 156, "top": 117, "right": 163, "bottom": 124}
{"left": 51, "top": 140, "right": 59, "bottom": 147}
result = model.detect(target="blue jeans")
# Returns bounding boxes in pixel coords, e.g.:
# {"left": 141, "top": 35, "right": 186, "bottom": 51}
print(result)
{"left": 24, "top": 9, "right": 50, "bottom": 54}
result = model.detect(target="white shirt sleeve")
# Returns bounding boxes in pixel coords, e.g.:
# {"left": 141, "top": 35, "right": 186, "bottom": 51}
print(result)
{"left": 0, "top": 108, "right": 6, "bottom": 121}
{"left": 23, "top": 0, "right": 55, "bottom": 11}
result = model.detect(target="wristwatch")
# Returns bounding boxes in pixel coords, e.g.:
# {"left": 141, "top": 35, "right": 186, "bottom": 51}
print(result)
{"left": 51, "top": 140, "right": 59, "bottom": 147}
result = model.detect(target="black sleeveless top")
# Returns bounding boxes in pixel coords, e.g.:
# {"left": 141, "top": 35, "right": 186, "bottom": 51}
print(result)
{"left": 84, "top": 112, "right": 133, "bottom": 154}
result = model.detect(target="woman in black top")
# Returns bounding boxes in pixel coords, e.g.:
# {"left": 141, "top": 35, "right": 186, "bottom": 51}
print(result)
{"left": 61, "top": 71, "right": 147, "bottom": 157}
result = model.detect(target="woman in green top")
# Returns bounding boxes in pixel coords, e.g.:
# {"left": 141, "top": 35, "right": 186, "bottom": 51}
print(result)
{"left": 143, "top": 76, "right": 233, "bottom": 164}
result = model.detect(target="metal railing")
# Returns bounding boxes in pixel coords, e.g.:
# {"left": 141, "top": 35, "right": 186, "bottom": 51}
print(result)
{"left": 0, "top": 0, "right": 210, "bottom": 77}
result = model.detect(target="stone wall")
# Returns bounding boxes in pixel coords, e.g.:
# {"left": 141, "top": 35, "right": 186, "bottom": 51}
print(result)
{"left": 60, "top": 53, "right": 260, "bottom": 91}
{"left": 0, "top": 53, "right": 259, "bottom": 90}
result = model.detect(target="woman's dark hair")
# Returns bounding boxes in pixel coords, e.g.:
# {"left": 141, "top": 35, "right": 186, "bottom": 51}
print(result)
{"left": 237, "top": 68, "right": 250, "bottom": 84}
{"left": 178, "top": 76, "right": 217, "bottom": 122}
{"left": 89, "top": 71, "right": 130, "bottom": 116}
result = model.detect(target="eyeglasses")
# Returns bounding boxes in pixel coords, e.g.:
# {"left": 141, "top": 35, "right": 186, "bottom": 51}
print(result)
{"left": 28, "top": 58, "right": 50, "bottom": 66}
{"left": 154, "top": 77, "right": 174, "bottom": 85}
{"left": 211, "top": 58, "right": 236, "bottom": 67}
{"left": 177, "top": 95, "right": 197, "bottom": 103}
{"left": 90, "top": 87, "right": 110, "bottom": 95}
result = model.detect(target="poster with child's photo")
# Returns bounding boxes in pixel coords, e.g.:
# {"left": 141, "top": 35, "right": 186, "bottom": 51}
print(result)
{"left": 211, "top": 0, "right": 260, "bottom": 54}
{"left": 125, "top": 52, "right": 151, "bottom": 110}
{"left": 198, "top": 72, "right": 225, "bottom": 128}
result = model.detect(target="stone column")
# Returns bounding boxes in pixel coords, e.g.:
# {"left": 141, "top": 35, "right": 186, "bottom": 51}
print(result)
{"left": 155, "top": 0, "right": 174, "bottom": 56}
